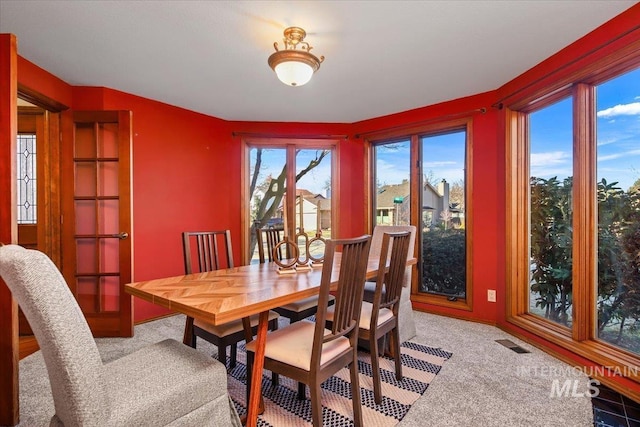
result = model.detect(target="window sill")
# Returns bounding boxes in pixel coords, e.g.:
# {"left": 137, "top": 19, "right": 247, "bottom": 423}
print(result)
{"left": 411, "top": 292, "right": 472, "bottom": 311}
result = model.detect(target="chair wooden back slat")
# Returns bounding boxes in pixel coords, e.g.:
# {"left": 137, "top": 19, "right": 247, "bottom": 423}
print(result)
{"left": 183, "top": 230, "right": 234, "bottom": 274}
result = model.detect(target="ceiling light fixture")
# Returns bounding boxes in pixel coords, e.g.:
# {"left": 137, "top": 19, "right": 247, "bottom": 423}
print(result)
{"left": 268, "top": 27, "right": 324, "bottom": 87}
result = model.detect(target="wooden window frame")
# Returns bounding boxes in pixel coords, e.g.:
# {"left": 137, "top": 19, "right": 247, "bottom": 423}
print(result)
{"left": 240, "top": 137, "right": 340, "bottom": 266}
{"left": 505, "top": 52, "right": 640, "bottom": 393}
{"left": 365, "top": 117, "right": 474, "bottom": 311}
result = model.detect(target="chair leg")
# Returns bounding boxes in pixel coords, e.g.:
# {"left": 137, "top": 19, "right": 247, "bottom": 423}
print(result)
{"left": 370, "top": 333, "right": 383, "bottom": 405}
{"left": 297, "top": 382, "right": 306, "bottom": 400}
{"left": 391, "top": 327, "right": 403, "bottom": 380}
{"left": 310, "top": 381, "right": 323, "bottom": 427}
{"left": 269, "top": 318, "right": 279, "bottom": 386}
{"left": 349, "top": 355, "right": 364, "bottom": 427}
{"left": 217, "top": 344, "right": 227, "bottom": 367}
{"left": 230, "top": 343, "right": 237, "bottom": 369}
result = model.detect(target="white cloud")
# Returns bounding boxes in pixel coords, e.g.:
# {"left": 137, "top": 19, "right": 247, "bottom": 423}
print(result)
{"left": 530, "top": 151, "right": 569, "bottom": 167}
{"left": 598, "top": 149, "right": 640, "bottom": 162}
{"left": 597, "top": 102, "right": 640, "bottom": 118}
{"left": 597, "top": 137, "right": 617, "bottom": 146}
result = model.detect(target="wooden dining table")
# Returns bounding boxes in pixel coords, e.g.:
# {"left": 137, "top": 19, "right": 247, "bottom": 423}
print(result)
{"left": 125, "top": 254, "right": 389, "bottom": 427}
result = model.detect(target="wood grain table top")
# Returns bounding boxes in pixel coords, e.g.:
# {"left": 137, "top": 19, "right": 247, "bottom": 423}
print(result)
{"left": 125, "top": 255, "right": 394, "bottom": 325}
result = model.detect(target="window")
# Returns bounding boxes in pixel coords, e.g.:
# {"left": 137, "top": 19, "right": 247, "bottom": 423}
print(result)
{"left": 373, "top": 140, "right": 410, "bottom": 226}
{"left": 528, "top": 97, "right": 574, "bottom": 327}
{"left": 507, "top": 60, "right": 640, "bottom": 382}
{"left": 17, "top": 133, "right": 37, "bottom": 224}
{"left": 595, "top": 68, "right": 640, "bottom": 355}
{"left": 245, "top": 140, "right": 336, "bottom": 264}
{"left": 369, "top": 118, "right": 472, "bottom": 308}
{"left": 421, "top": 130, "right": 467, "bottom": 299}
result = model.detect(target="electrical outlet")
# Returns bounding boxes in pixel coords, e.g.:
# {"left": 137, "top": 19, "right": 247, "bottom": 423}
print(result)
{"left": 487, "top": 289, "right": 496, "bottom": 302}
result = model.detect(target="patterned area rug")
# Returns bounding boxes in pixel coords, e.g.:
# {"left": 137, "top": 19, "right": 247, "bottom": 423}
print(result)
{"left": 227, "top": 342, "right": 452, "bottom": 426}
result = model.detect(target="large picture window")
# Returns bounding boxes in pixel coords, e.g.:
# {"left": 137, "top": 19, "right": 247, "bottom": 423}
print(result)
{"left": 528, "top": 97, "right": 574, "bottom": 327}
{"left": 369, "top": 119, "right": 472, "bottom": 308}
{"left": 507, "top": 61, "right": 640, "bottom": 383}
{"left": 421, "top": 130, "right": 467, "bottom": 299}
{"left": 595, "top": 68, "right": 640, "bottom": 355}
{"left": 244, "top": 139, "right": 337, "bottom": 264}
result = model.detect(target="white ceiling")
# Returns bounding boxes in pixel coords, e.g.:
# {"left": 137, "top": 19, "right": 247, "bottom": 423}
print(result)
{"left": 0, "top": 1, "right": 636, "bottom": 123}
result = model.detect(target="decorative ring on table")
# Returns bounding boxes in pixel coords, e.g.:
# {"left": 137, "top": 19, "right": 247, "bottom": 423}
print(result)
{"left": 295, "top": 230, "right": 311, "bottom": 268}
{"left": 273, "top": 240, "right": 299, "bottom": 269}
{"left": 307, "top": 235, "right": 326, "bottom": 263}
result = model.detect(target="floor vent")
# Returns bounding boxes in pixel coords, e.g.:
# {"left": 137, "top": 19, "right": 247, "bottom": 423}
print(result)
{"left": 495, "top": 339, "right": 530, "bottom": 354}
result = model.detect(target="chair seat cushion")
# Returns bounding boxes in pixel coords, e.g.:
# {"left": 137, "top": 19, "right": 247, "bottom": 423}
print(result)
{"left": 104, "top": 339, "right": 230, "bottom": 425}
{"left": 194, "top": 310, "right": 279, "bottom": 337}
{"left": 245, "top": 320, "right": 350, "bottom": 371}
{"left": 279, "top": 294, "right": 335, "bottom": 312}
{"left": 327, "top": 301, "right": 393, "bottom": 330}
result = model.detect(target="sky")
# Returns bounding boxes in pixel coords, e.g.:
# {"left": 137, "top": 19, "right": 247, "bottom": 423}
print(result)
{"left": 375, "top": 132, "right": 466, "bottom": 188}
{"left": 250, "top": 148, "right": 332, "bottom": 196}
{"left": 531, "top": 66, "right": 640, "bottom": 192}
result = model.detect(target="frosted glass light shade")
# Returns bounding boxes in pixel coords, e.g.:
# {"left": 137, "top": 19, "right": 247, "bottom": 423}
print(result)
{"left": 268, "top": 27, "right": 324, "bottom": 87}
{"left": 274, "top": 61, "right": 314, "bottom": 87}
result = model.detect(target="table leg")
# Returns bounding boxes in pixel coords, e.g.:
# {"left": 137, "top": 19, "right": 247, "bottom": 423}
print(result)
{"left": 182, "top": 316, "right": 194, "bottom": 346}
{"left": 244, "top": 311, "right": 269, "bottom": 427}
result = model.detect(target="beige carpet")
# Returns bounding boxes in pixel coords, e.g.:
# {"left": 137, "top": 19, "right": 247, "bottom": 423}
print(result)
{"left": 16, "top": 311, "right": 594, "bottom": 426}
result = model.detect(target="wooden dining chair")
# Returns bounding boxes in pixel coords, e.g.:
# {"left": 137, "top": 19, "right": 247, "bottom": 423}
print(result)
{"left": 256, "top": 226, "right": 286, "bottom": 262}
{"left": 245, "top": 235, "right": 371, "bottom": 427}
{"left": 364, "top": 225, "right": 417, "bottom": 345}
{"left": 182, "top": 230, "right": 279, "bottom": 369}
{"left": 256, "top": 226, "right": 334, "bottom": 323}
{"left": 353, "top": 230, "right": 411, "bottom": 405}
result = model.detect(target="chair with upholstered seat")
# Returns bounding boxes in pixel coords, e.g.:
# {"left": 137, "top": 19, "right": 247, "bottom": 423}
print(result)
{"left": 256, "top": 226, "right": 334, "bottom": 323}
{"left": 0, "top": 244, "right": 241, "bottom": 426}
{"left": 332, "top": 230, "right": 411, "bottom": 405}
{"left": 182, "top": 230, "right": 279, "bottom": 369}
{"left": 246, "top": 235, "right": 371, "bottom": 427}
{"left": 365, "top": 225, "right": 417, "bottom": 344}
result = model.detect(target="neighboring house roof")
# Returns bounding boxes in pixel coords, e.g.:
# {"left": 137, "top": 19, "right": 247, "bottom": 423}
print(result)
{"left": 377, "top": 181, "right": 410, "bottom": 208}
{"left": 297, "top": 189, "right": 327, "bottom": 208}
{"left": 296, "top": 189, "right": 316, "bottom": 198}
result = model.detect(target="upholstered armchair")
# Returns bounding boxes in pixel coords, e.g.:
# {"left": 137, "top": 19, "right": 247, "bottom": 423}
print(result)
{"left": 0, "top": 244, "right": 241, "bottom": 427}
